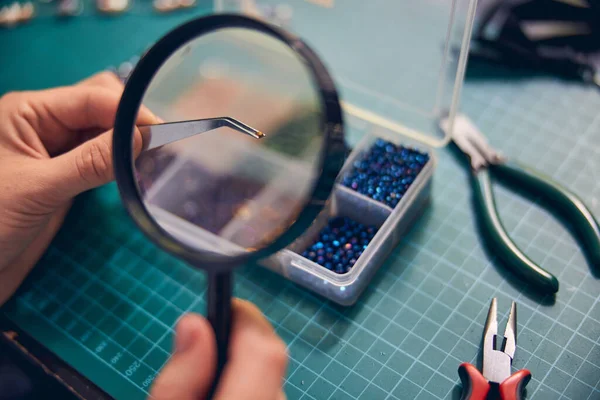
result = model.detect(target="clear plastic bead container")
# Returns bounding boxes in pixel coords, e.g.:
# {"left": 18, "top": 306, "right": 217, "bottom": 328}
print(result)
{"left": 260, "top": 121, "right": 436, "bottom": 305}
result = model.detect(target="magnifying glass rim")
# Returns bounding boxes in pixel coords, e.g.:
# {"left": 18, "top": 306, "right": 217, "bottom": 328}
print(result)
{"left": 113, "top": 13, "right": 346, "bottom": 271}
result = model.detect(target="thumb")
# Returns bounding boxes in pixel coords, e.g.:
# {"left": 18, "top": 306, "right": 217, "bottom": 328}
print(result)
{"left": 150, "top": 314, "right": 217, "bottom": 400}
{"left": 42, "top": 126, "right": 144, "bottom": 201}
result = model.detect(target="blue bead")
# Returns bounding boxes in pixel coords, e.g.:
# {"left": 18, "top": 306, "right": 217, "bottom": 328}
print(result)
{"left": 315, "top": 242, "right": 324, "bottom": 249}
{"left": 302, "top": 216, "right": 379, "bottom": 272}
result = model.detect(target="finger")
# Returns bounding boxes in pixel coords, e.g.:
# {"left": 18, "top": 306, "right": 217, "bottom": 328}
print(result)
{"left": 68, "top": 107, "right": 157, "bottom": 152}
{"left": 9, "top": 83, "right": 159, "bottom": 156}
{"left": 150, "top": 314, "right": 216, "bottom": 400}
{"left": 213, "top": 301, "right": 288, "bottom": 400}
{"left": 27, "top": 85, "right": 158, "bottom": 142}
{"left": 39, "top": 125, "right": 145, "bottom": 201}
{"left": 75, "top": 72, "right": 160, "bottom": 125}
{"left": 76, "top": 71, "right": 124, "bottom": 92}
{"left": 28, "top": 86, "right": 124, "bottom": 133}
{"left": 140, "top": 103, "right": 163, "bottom": 125}
{"left": 75, "top": 72, "right": 160, "bottom": 124}
{"left": 231, "top": 298, "right": 276, "bottom": 335}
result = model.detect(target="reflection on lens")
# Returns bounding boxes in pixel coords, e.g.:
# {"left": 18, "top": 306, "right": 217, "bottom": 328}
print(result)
{"left": 133, "top": 27, "right": 325, "bottom": 257}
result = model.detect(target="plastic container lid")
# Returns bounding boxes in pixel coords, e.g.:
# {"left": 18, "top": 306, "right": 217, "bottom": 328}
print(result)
{"left": 214, "top": 0, "right": 479, "bottom": 147}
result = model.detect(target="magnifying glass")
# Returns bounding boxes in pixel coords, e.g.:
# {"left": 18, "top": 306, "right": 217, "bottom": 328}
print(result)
{"left": 112, "top": 14, "right": 346, "bottom": 391}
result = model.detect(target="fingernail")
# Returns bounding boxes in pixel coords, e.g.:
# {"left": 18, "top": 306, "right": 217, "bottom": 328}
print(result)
{"left": 175, "top": 317, "right": 194, "bottom": 353}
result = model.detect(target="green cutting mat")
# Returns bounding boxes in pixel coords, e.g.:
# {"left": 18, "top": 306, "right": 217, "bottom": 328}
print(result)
{"left": 2, "top": 4, "right": 600, "bottom": 400}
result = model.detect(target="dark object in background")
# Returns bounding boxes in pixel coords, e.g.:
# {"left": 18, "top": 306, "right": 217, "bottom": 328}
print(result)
{"left": 469, "top": 0, "right": 600, "bottom": 86}
{"left": 0, "top": 320, "right": 107, "bottom": 400}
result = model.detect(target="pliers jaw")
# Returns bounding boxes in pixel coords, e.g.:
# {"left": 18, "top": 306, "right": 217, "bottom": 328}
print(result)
{"left": 482, "top": 299, "right": 517, "bottom": 385}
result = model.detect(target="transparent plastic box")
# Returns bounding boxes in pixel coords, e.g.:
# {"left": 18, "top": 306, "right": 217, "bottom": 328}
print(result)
{"left": 261, "top": 123, "right": 436, "bottom": 305}
{"left": 206, "top": 0, "right": 478, "bottom": 304}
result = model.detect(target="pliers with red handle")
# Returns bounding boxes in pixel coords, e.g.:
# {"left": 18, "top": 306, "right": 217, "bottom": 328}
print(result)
{"left": 458, "top": 298, "right": 532, "bottom": 400}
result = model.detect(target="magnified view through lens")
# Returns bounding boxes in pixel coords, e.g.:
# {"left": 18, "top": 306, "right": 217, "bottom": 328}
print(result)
{"left": 133, "top": 27, "right": 326, "bottom": 257}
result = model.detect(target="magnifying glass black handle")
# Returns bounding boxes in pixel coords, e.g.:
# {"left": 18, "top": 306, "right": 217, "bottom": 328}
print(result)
{"left": 206, "top": 271, "right": 233, "bottom": 398}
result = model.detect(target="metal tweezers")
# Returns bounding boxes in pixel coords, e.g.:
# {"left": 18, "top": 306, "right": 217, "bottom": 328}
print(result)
{"left": 139, "top": 117, "right": 265, "bottom": 151}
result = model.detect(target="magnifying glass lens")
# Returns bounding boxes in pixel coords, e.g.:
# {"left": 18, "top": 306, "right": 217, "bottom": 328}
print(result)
{"left": 133, "top": 28, "right": 325, "bottom": 257}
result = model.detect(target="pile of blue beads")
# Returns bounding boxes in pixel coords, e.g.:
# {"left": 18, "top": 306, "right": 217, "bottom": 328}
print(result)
{"left": 341, "top": 139, "right": 430, "bottom": 208}
{"left": 153, "top": 161, "right": 265, "bottom": 234}
{"left": 301, "top": 216, "right": 378, "bottom": 274}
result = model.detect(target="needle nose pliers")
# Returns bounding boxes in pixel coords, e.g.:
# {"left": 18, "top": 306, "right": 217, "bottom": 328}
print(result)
{"left": 459, "top": 298, "right": 531, "bottom": 400}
